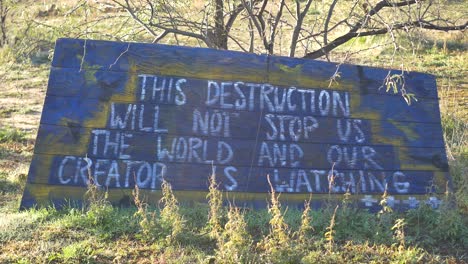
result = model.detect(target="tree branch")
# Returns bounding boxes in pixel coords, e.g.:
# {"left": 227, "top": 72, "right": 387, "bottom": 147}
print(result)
{"left": 304, "top": 20, "right": 468, "bottom": 59}
{"left": 242, "top": 0, "right": 269, "bottom": 52}
{"left": 148, "top": 22, "right": 207, "bottom": 43}
{"left": 351, "top": 0, "right": 418, "bottom": 32}
{"left": 113, "top": 0, "right": 159, "bottom": 39}
{"left": 153, "top": 30, "right": 169, "bottom": 43}
{"left": 323, "top": 0, "right": 338, "bottom": 47}
{"left": 225, "top": 2, "right": 246, "bottom": 34}
{"left": 268, "top": 0, "right": 285, "bottom": 54}
{"left": 289, "top": 0, "right": 312, "bottom": 57}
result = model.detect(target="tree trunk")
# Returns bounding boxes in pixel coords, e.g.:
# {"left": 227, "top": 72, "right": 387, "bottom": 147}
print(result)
{"left": 213, "top": 0, "right": 227, "bottom": 49}
{"left": 0, "top": 1, "right": 8, "bottom": 47}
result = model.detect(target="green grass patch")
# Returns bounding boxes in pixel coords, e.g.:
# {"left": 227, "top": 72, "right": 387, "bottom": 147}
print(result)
{"left": 4, "top": 178, "right": 465, "bottom": 263}
{"left": 0, "top": 200, "right": 466, "bottom": 263}
{"left": 0, "top": 127, "right": 28, "bottom": 143}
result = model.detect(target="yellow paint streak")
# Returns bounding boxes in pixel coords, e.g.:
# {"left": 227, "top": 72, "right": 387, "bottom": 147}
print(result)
{"left": 349, "top": 92, "right": 380, "bottom": 120}
{"left": 133, "top": 63, "right": 267, "bottom": 84}
{"left": 348, "top": 93, "right": 430, "bottom": 171}
{"left": 82, "top": 103, "right": 110, "bottom": 128}
{"left": 25, "top": 183, "right": 86, "bottom": 205}
{"left": 388, "top": 119, "right": 420, "bottom": 141}
{"left": 75, "top": 54, "right": 100, "bottom": 84}
{"left": 370, "top": 122, "right": 404, "bottom": 146}
{"left": 43, "top": 119, "right": 89, "bottom": 155}
{"left": 276, "top": 63, "right": 303, "bottom": 74}
{"left": 113, "top": 63, "right": 139, "bottom": 102}
{"left": 58, "top": 64, "right": 141, "bottom": 149}
{"left": 349, "top": 93, "right": 399, "bottom": 146}
{"left": 397, "top": 146, "right": 439, "bottom": 171}
{"left": 23, "top": 183, "right": 447, "bottom": 208}
{"left": 59, "top": 63, "right": 139, "bottom": 130}
{"left": 83, "top": 66, "right": 100, "bottom": 84}
{"left": 33, "top": 62, "right": 141, "bottom": 193}
{"left": 350, "top": 91, "right": 361, "bottom": 114}
{"left": 269, "top": 63, "right": 355, "bottom": 91}
{"left": 351, "top": 95, "right": 407, "bottom": 147}
{"left": 352, "top": 111, "right": 381, "bottom": 121}
{"left": 31, "top": 155, "right": 55, "bottom": 183}
{"left": 59, "top": 57, "right": 110, "bottom": 129}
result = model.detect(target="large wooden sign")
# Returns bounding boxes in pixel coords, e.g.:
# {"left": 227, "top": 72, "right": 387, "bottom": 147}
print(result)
{"left": 21, "top": 38, "right": 451, "bottom": 210}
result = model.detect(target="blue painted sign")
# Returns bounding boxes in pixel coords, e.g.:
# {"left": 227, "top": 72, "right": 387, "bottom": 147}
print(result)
{"left": 21, "top": 38, "right": 451, "bottom": 210}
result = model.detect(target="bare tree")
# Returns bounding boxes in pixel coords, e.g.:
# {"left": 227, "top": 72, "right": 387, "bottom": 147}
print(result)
{"left": 302, "top": 0, "right": 467, "bottom": 60}
{"left": 108, "top": 0, "right": 249, "bottom": 49}
{"left": 0, "top": 0, "right": 10, "bottom": 47}
{"left": 108, "top": 0, "right": 466, "bottom": 61}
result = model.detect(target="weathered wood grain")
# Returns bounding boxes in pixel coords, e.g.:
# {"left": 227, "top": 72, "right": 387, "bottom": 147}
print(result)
{"left": 52, "top": 39, "right": 269, "bottom": 84}
{"left": 268, "top": 55, "right": 440, "bottom": 99}
{"left": 20, "top": 38, "right": 450, "bottom": 210}
{"left": 47, "top": 67, "right": 440, "bottom": 100}
{"left": 44, "top": 68, "right": 442, "bottom": 124}
{"left": 39, "top": 95, "right": 445, "bottom": 148}
{"left": 26, "top": 153, "right": 443, "bottom": 195}
{"left": 51, "top": 38, "right": 440, "bottom": 99}
{"left": 32, "top": 124, "right": 448, "bottom": 172}
{"left": 22, "top": 182, "right": 445, "bottom": 211}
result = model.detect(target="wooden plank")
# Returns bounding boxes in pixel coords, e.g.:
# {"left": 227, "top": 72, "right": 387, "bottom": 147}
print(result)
{"left": 51, "top": 38, "right": 439, "bottom": 99}
{"left": 20, "top": 183, "right": 447, "bottom": 211}
{"left": 45, "top": 68, "right": 442, "bottom": 124}
{"left": 32, "top": 124, "right": 448, "bottom": 172}
{"left": 39, "top": 95, "right": 445, "bottom": 148}
{"left": 36, "top": 97, "right": 444, "bottom": 147}
{"left": 47, "top": 67, "right": 440, "bottom": 100}
{"left": 27, "top": 153, "right": 445, "bottom": 196}
{"left": 52, "top": 38, "right": 269, "bottom": 84}
{"left": 268, "top": 55, "right": 440, "bottom": 99}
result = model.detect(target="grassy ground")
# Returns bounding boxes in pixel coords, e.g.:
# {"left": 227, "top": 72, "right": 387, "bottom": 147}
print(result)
{"left": 0, "top": 0, "right": 467, "bottom": 263}
{"left": 0, "top": 180, "right": 467, "bottom": 263}
{"left": 0, "top": 174, "right": 467, "bottom": 262}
